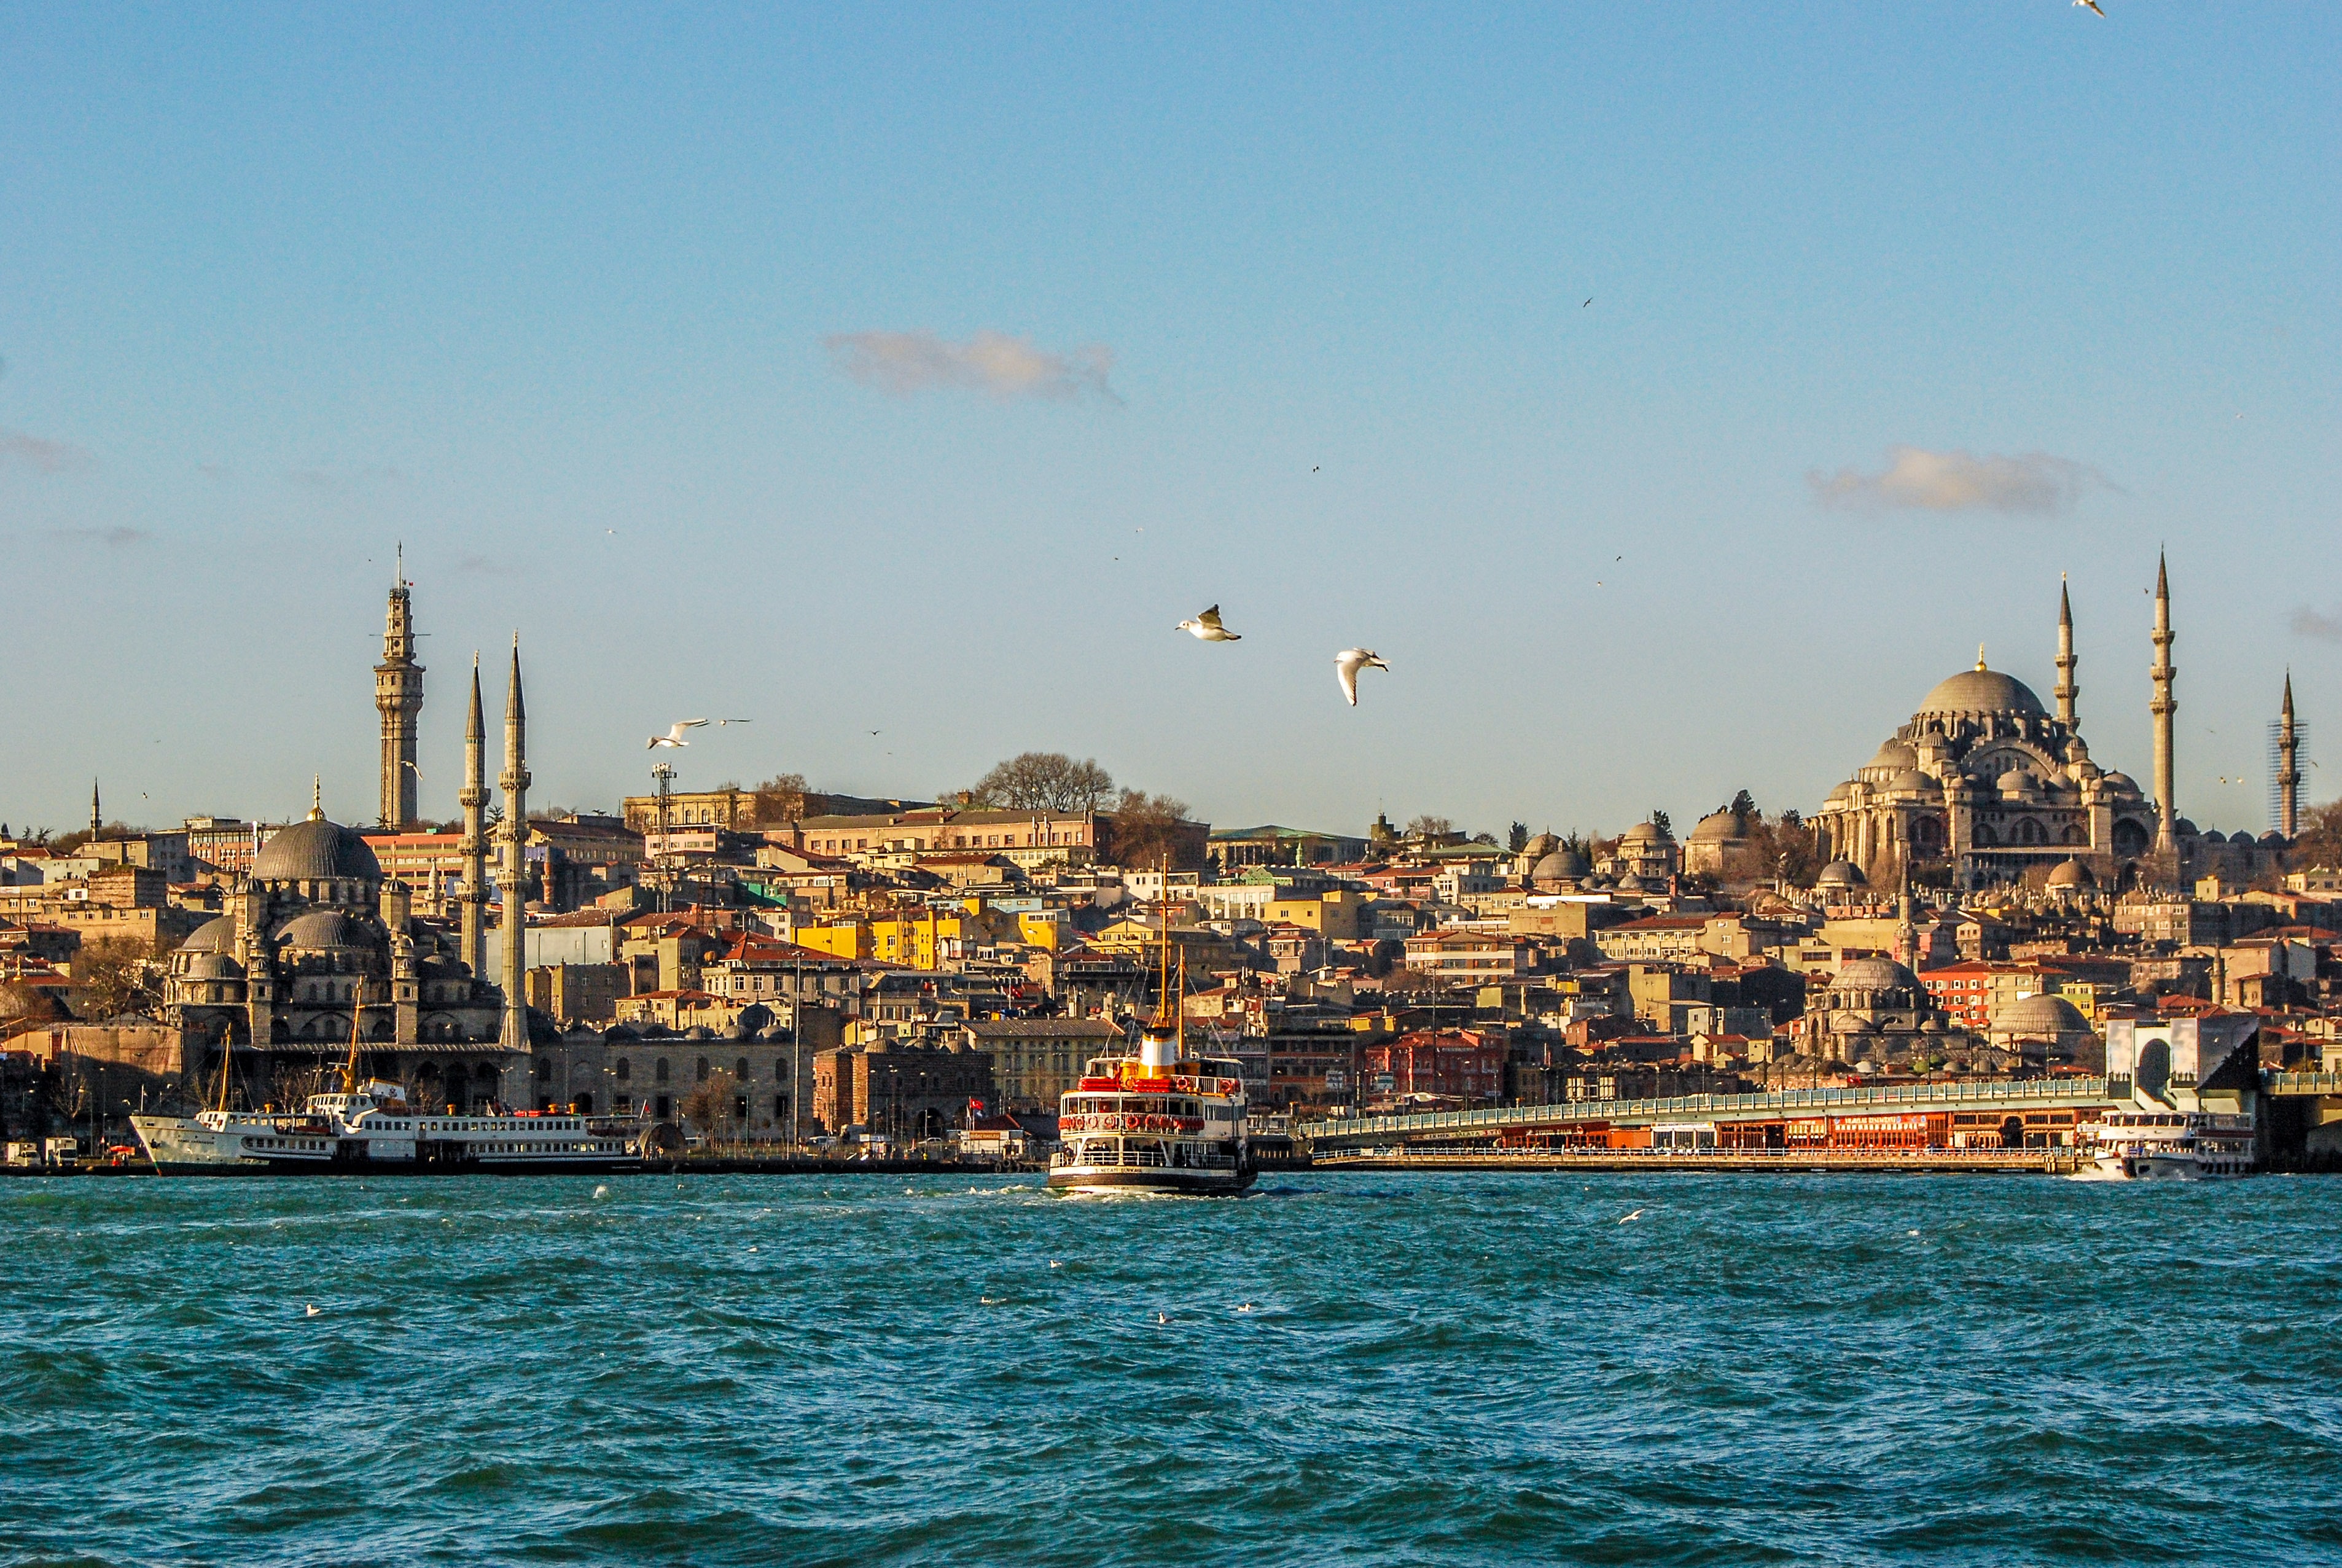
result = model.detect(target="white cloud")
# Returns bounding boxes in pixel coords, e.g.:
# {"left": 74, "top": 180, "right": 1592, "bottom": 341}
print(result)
{"left": 0, "top": 429, "right": 91, "bottom": 473}
{"left": 1808, "top": 445, "right": 2111, "bottom": 515}
{"left": 824, "top": 329, "right": 1118, "bottom": 404}
{"left": 2292, "top": 605, "right": 2342, "bottom": 642}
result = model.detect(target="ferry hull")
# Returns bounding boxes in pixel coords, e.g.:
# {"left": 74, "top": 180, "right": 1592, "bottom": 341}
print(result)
{"left": 1047, "top": 1164, "right": 1255, "bottom": 1196}
{"left": 131, "top": 1114, "right": 642, "bottom": 1176}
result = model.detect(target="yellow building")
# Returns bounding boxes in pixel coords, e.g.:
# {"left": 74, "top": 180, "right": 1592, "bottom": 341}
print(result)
{"left": 869, "top": 911, "right": 977, "bottom": 969}
{"left": 794, "top": 922, "right": 875, "bottom": 961}
{"left": 1267, "top": 891, "right": 1366, "bottom": 942}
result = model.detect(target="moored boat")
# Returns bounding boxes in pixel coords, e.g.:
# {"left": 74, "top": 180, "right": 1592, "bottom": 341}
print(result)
{"left": 2070, "top": 1109, "right": 2254, "bottom": 1180}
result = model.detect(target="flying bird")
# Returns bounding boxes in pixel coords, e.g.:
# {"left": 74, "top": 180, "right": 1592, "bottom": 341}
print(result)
{"left": 717, "top": 718, "right": 752, "bottom": 726}
{"left": 1313, "top": 466, "right": 1321, "bottom": 472}
{"left": 1335, "top": 648, "right": 1389, "bottom": 707}
{"left": 1177, "top": 606, "right": 1241, "bottom": 642}
{"left": 2075, "top": 0, "right": 2104, "bottom": 13}
{"left": 646, "top": 720, "right": 708, "bottom": 749}
{"left": 1618, "top": 1209, "right": 1644, "bottom": 1223}
{"left": 1583, "top": 298, "right": 1593, "bottom": 308}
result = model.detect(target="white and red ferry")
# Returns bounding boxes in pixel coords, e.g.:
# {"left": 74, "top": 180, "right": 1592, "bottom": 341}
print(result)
{"left": 1049, "top": 959, "right": 1252, "bottom": 1195}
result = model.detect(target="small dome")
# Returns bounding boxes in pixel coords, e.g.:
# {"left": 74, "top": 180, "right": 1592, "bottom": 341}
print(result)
{"left": 1825, "top": 781, "right": 1857, "bottom": 806}
{"left": 1689, "top": 811, "right": 1747, "bottom": 843}
{"left": 1815, "top": 860, "right": 1867, "bottom": 889}
{"left": 253, "top": 817, "right": 382, "bottom": 884}
{"left": 2045, "top": 858, "right": 2096, "bottom": 889}
{"left": 684, "top": 1025, "right": 717, "bottom": 1040}
{"left": 1620, "top": 819, "right": 1674, "bottom": 844}
{"left": 184, "top": 951, "right": 245, "bottom": 981}
{"left": 1887, "top": 769, "right": 1936, "bottom": 794}
{"left": 1916, "top": 664, "right": 2047, "bottom": 718}
{"left": 2260, "top": 830, "right": 2287, "bottom": 846}
{"left": 1831, "top": 1012, "right": 1881, "bottom": 1034}
{"left": 276, "top": 910, "right": 369, "bottom": 951}
{"left": 1615, "top": 873, "right": 1652, "bottom": 892}
{"left": 2174, "top": 818, "right": 2200, "bottom": 838}
{"left": 1997, "top": 767, "right": 2043, "bottom": 800}
{"left": 1992, "top": 993, "right": 2090, "bottom": 1036}
{"left": 181, "top": 916, "right": 238, "bottom": 954}
{"left": 1520, "top": 832, "right": 1561, "bottom": 859}
{"left": 2099, "top": 771, "right": 2140, "bottom": 795}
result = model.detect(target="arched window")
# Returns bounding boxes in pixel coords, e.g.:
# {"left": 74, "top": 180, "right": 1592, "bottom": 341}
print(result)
{"left": 615, "top": 1058, "right": 631, "bottom": 1082}
{"left": 655, "top": 1058, "right": 669, "bottom": 1084}
{"left": 736, "top": 1056, "right": 750, "bottom": 1081}
{"left": 697, "top": 1057, "right": 710, "bottom": 1082}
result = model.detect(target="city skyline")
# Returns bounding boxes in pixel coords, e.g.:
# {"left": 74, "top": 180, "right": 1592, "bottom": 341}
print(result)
{"left": 2, "top": 4, "right": 2336, "bottom": 833}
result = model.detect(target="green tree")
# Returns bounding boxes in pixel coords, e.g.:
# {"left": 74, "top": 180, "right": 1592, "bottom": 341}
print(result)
{"left": 1649, "top": 809, "right": 1672, "bottom": 837}
{"left": 1507, "top": 822, "right": 1529, "bottom": 853}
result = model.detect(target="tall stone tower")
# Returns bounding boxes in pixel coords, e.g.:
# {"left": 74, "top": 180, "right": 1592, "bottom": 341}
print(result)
{"left": 375, "top": 549, "right": 426, "bottom": 830}
{"left": 2278, "top": 671, "right": 2301, "bottom": 839}
{"left": 498, "top": 637, "right": 531, "bottom": 1052}
{"left": 458, "top": 653, "right": 490, "bottom": 979}
{"left": 2150, "top": 552, "right": 2177, "bottom": 855}
{"left": 2054, "top": 575, "right": 2079, "bottom": 728}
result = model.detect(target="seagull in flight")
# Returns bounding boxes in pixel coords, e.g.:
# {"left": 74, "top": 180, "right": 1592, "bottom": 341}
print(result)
{"left": 717, "top": 718, "right": 752, "bottom": 726}
{"left": 2075, "top": 0, "right": 2104, "bottom": 13}
{"left": 1618, "top": 1208, "right": 1644, "bottom": 1223}
{"left": 1335, "top": 648, "right": 1389, "bottom": 707}
{"left": 1177, "top": 605, "right": 1241, "bottom": 642}
{"left": 647, "top": 720, "right": 708, "bottom": 750}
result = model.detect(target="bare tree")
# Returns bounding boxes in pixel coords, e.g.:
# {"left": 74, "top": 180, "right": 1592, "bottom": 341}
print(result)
{"left": 751, "top": 772, "right": 811, "bottom": 826}
{"left": 967, "top": 753, "right": 1116, "bottom": 812}
{"left": 77, "top": 937, "right": 162, "bottom": 1020}
{"left": 1109, "top": 789, "right": 1193, "bottom": 869}
{"left": 679, "top": 1069, "right": 741, "bottom": 1144}
{"left": 1403, "top": 814, "right": 1455, "bottom": 842}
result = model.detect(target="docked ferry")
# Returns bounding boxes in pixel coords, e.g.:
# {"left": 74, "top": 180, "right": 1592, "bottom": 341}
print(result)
{"left": 1050, "top": 961, "right": 1253, "bottom": 1195}
{"left": 132, "top": 1079, "right": 643, "bottom": 1175}
{"left": 2071, "top": 1109, "right": 2255, "bottom": 1180}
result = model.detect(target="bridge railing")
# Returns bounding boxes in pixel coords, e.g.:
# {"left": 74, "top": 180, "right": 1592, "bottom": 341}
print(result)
{"left": 2266, "top": 1071, "right": 2342, "bottom": 1096}
{"left": 1299, "top": 1076, "right": 2112, "bottom": 1148}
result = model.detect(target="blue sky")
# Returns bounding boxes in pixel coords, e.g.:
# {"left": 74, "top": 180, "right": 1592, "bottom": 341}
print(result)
{"left": 2, "top": 3, "right": 2335, "bottom": 841}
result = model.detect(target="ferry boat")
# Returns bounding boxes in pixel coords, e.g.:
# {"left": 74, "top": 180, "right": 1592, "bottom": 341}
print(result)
{"left": 132, "top": 1007, "right": 642, "bottom": 1174}
{"left": 1048, "top": 946, "right": 1253, "bottom": 1195}
{"left": 2070, "top": 1109, "right": 2255, "bottom": 1180}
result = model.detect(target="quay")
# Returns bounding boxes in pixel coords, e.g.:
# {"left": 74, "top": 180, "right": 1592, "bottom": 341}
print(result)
{"left": 1312, "top": 1147, "right": 2082, "bottom": 1174}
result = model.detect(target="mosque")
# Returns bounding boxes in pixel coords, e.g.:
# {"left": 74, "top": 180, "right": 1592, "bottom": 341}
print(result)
{"left": 164, "top": 571, "right": 537, "bottom": 1109}
{"left": 1809, "top": 558, "right": 2298, "bottom": 892}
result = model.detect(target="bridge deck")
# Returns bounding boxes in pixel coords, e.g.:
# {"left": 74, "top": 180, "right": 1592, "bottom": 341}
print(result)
{"left": 1300, "top": 1076, "right": 2117, "bottom": 1150}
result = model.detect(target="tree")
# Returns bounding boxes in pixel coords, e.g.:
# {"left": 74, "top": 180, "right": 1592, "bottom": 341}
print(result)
{"left": 77, "top": 937, "right": 161, "bottom": 1021}
{"left": 1470, "top": 831, "right": 1497, "bottom": 846}
{"left": 2288, "top": 798, "right": 2342, "bottom": 872}
{"left": 751, "top": 771, "right": 811, "bottom": 826}
{"left": 967, "top": 753, "right": 1115, "bottom": 812}
{"left": 1404, "top": 814, "right": 1454, "bottom": 841}
{"left": 1649, "top": 809, "right": 1672, "bottom": 837}
{"left": 1109, "top": 789, "right": 1193, "bottom": 868}
{"left": 1507, "top": 822, "right": 1529, "bottom": 854}
{"left": 1728, "top": 789, "right": 1757, "bottom": 821}
{"left": 1747, "top": 808, "right": 1825, "bottom": 887}
{"left": 679, "top": 1069, "right": 741, "bottom": 1143}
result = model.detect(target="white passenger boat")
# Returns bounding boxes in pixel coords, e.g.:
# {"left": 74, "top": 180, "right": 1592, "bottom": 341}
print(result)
{"left": 1048, "top": 944, "right": 1252, "bottom": 1195}
{"left": 2071, "top": 1109, "right": 2255, "bottom": 1180}
{"left": 133, "top": 1008, "right": 642, "bottom": 1174}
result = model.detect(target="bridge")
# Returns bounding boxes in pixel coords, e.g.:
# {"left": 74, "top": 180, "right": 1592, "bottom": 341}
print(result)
{"left": 1296, "top": 1076, "right": 2118, "bottom": 1153}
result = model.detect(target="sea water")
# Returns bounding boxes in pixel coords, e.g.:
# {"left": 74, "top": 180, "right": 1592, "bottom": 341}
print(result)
{"left": 4, "top": 1171, "right": 2340, "bottom": 1567}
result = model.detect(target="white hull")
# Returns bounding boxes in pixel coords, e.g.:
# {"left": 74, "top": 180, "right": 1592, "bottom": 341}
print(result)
{"left": 2069, "top": 1149, "right": 2252, "bottom": 1182}
{"left": 132, "top": 1101, "right": 641, "bottom": 1176}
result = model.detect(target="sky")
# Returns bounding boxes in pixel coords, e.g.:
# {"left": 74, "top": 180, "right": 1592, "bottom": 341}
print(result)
{"left": 2, "top": 3, "right": 2336, "bottom": 843}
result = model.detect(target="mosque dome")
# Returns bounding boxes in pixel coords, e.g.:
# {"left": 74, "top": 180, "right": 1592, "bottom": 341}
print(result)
{"left": 1997, "top": 768, "right": 2043, "bottom": 800}
{"left": 184, "top": 951, "right": 245, "bottom": 981}
{"left": 254, "top": 815, "right": 382, "bottom": 884}
{"left": 2045, "top": 858, "right": 2096, "bottom": 889}
{"left": 1833, "top": 956, "right": 1918, "bottom": 993}
{"left": 182, "top": 916, "right": 238, "bottom": 955}
{"left": 276, "top": 910, "right": 370, "bottom": 951}
{"left": 1814, "top": 860, "right": 1867, "bottom": 889}
{"left": 1916, "top": 663, "right": 2047, "bottom": 719}
{"left": 1689, "top": 811, "right": 1747, "bottom": 843}
{"left": 2174, "top": 818, "right": 2200, "bottom": 838}
{"left": 1887, "top": 769, "right": 1936, "bottom": 794}
{"left": 1992, "top": 993, "right": 2090, "bottom": 1037}
{"left": 1620, "top": 819, "right": 1674, "bottom": 844}
{"left": 1867, "top": 740, "right": 1919, "bottom": 773}
{"left": 2099, "top": 771, "right": 2141, "bottom": 796}
{"left": 1520, "top": 832, "right": 1562, "bottom": 860}
{"left": 1614, "top": 873, "right": 1653, "bottom": 892}
{"left": 1531, "top": 847, "right": 1590, "bottom": 883}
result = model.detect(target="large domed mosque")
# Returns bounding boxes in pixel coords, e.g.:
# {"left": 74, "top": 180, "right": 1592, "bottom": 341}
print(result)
{"left": 1808, "top": 561, "right": 2297, "bottom": 893}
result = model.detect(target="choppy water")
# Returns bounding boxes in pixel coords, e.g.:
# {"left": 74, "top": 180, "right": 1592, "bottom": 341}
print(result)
{"left": 4, "top": 1172, "right": 2341, "bottom": 1567}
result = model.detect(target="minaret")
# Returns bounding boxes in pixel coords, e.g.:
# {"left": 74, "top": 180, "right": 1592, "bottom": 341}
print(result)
{"left": 458, "top": 653, "right": 489, "bottom": 978}
{"left": 375, "top": 547, "right": 426, "bottom": 830}
{"left": 498, "top": 637, "right": 531, "bottom": 1051}
{"left": 2278, "top": 671, "right": 2301, "bottom": 839}
{"left": 89, "top": 779, "right": 101, "bottom": 840}
{"left": 2150, "top": 552, "right": 2177, "bottom": 855}
{"left": 2054, "top": 575, "right": 2079, "bottom": 730}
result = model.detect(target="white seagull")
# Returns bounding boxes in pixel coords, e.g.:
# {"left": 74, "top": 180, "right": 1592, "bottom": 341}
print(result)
{"left": 2075, "top": 0, "right": 2104, "bottom": 12}
{"left": 1618, "top": 1209, "right": 1644, "bottom": 1224}
{"left": 1177, "top": 605, "right": 1241, "bottom": 642}
{"left": 1335, "top": 648, "right": 1389, "bottom": 706}
{"left": 647, "top": 719, "right": 709, "bottom": 750}
{"left": 717, "top": 718, "right": 752, "bottom": 726}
